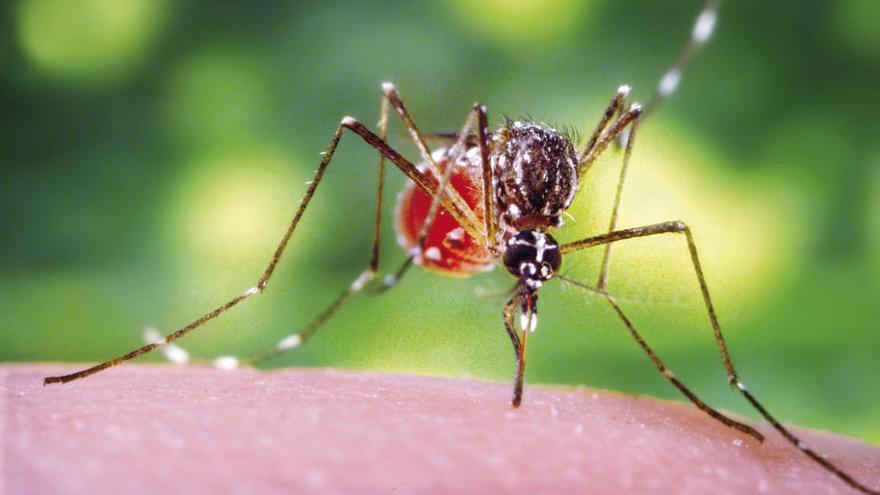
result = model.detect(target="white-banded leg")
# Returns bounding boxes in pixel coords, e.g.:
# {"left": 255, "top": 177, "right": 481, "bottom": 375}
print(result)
{"left": 221, "top": 267, "right": 379, "bottom": 369}
{"left": 578, "top": 100, "right": 642, "bottom": 178}
{"left": 250, "top": 95, "right": 494, "bottom": 364}
{"left": 209, "top": 94, "right": 397, "bottom": 369}
{"left": 44, "top": 105, "right": 485, "bottom": 385}
{"left": 579, "top": 85, "right": 630, "bottom": 163}
{"left": 560, "top": 222, "right": 880, "bottom": 495}
{"left": 556, "top": 276, "right": 763, "bottom": 441}
{"left": 143, "top": 327, "right": 190, "bottom": 365}
{"left": 582, "top": 0, "right": 721, "bottom": 287}
{"left": 641, "top": 0, "right": 721, "bottom": 118}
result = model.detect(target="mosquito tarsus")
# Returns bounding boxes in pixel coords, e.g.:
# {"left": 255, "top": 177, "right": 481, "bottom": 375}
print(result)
{"left": 43, "top": 1, "right": 879, "bottom": 493}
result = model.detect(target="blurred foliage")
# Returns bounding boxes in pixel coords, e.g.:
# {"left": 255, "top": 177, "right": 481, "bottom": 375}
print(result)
{"left": 1, "top": 0, "right": 878, "bottom": 445}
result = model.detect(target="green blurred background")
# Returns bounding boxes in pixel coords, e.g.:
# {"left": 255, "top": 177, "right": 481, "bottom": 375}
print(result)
{"left": 2, "top": 0, "right": 878, "bottom": 443}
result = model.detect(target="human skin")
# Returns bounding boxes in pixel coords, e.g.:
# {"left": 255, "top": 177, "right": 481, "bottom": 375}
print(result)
{"left": 3, "top": 365, "right": 879, "bottom": 495}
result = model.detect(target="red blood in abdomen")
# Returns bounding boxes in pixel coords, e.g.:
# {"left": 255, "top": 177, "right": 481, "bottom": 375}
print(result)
{"left": 395, "top": 157, "right": 495, "bottom": 276}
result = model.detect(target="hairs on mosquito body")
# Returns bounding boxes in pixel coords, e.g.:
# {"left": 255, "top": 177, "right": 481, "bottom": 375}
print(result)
{"left": 500, "top": 114, "right": 583, "bottom": 146}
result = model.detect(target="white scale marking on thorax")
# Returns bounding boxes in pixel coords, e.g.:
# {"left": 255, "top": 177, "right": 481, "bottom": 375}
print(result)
{"left": 534, "top": 233, "right": 547, "bottom": 262}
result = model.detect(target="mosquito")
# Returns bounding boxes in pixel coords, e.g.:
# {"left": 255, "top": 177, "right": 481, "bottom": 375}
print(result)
{"left": 44, "top": 1, "right": 878, "bottom": 493}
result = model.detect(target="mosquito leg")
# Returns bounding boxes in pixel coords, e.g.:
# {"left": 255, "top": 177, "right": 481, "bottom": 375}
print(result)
{"left": 378, "top": 102, "right": 491, "bottom": 292}
{"left": 597, "top": 115, "right": 641, "bottom": 290}
{"left": 589, "top": 0, "right": 721, "bottom": 154}
{"left": 476, "top": 104, "right": 496, "bottom": 249}
{"left": 382, "top": 82, "right": 485, "bottom": 244}
{"left": 611, "top": 87, "right": 634, "bottom": 153}
{"left": 501, "top": 291, "right": 528, "bottom": 407}
{"left": 235, "top": 270, "right": 375, "bottom": 368}
{"left": 411, "top": 105, "right": 480, "bottom": 258}
{"left": 579, "top": 85, "right": 630, "bottom": 162}
{"left": 142, "top": 327, "right": 190, "bottom": 365}
{"left": 229, "top": 102, "right": 490, "bottom": 365}
{"left": 374, "top": 256, "right": 414, "bottom": 293}
{"left": 382, "top": 82, "right": 442, "bottom": 177}
{"left": 641, "top": 0, "right": 722, "bottom": 118}
{"left": 43, "top": 114, "right": 482, "bottom": 385}
{"left": 574, "top": 88, "right": 641, "bottom": 291}
{"left": 557, "top": 275, "right": 763, "bottom": 441}
{"left": 239, "top": 100, "right": 490, "bottom": 366}
{"left": 560, "top": 222, "right": 880, "bottom": 495}
{"left": 370, "top": 88, "right": 391, "bottom": 272}
{"left": 584, "top": 0, "right": 721, "bottom": 283}
{"left": 578, "top": 103, "right": 642, "bottom": 178}
{"left": 154, "top": 266, "right": 378, "bottom": 370}
{"left": 211, "top": 96, "right": 398, "bottom": 369}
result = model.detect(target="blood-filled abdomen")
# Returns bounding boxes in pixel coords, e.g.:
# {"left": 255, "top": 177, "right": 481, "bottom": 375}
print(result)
{"left": 395, "top": 149, "right": 495, "bottom": 276}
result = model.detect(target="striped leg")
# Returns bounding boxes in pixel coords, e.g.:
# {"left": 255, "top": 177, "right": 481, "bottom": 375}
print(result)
{"left": 579, "top": 85, "right": 630, "bottom": 163}
{"left": 583, "top": 0, "right": 721, "bottom": 289}
{"left": 578, "top": 101, "right": 642, "bottom": 178}
{"left": 557, "top": 275, "right": 763, "bottom": 441}
{"left": 641, "top": 0, "right": 722, "bottom": 118}
{"left": 44, "top": 103, "right": 483, "bottom": 384}
{"left": 209, "top": 92, "right": 396, "bottom": 369}
{"left": 560, "top": 222, "right": 880, "bottom": 495}
{"left": 152, "top": 89, "right": 493, "bottom": 369}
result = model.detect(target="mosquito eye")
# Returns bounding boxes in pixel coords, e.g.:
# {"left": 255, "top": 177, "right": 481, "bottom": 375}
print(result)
{"left": 504, "top": 241, "right": 537, "bottom": 277}
{"left": 542, "top": 244, "right": 562, "bottom": 275}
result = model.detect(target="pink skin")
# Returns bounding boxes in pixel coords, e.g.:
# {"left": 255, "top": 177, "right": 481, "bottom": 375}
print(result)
{"left": 6, "top": 365, "right": 880, "bottom": 495}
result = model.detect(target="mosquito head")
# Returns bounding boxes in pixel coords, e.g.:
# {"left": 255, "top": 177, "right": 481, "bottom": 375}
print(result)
{"left": 503, "top": 230, "right": 561, "bottom": 291}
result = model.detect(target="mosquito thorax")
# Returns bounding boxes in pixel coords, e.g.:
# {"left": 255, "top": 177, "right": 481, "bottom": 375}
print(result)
{"left": 502, "top": 230, "right": 562, "bottom": 290}
{"left": 491, "top": 121, "right": 579, "bottom": 242}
